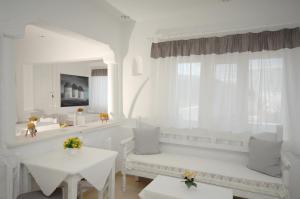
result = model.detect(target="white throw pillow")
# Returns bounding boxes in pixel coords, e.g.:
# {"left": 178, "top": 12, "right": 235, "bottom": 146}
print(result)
{"left": 133, "top": 127, "right": 160, "bottom": 155}
{"left": 247, "top": 137, "right": 282, "bottom": 177}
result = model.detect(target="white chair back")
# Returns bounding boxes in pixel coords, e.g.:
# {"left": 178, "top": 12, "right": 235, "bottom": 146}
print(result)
{"left": 0, "top": 148, "right": 20, "bottom": 199}
{"left": 104, "top": 137, "right": 112, "bottom": 150}
{"left": 84, "top": 136, "right": 112, "bottom": 150}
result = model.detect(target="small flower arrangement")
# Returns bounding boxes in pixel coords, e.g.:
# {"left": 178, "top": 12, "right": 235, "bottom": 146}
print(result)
{"left": 99, "top": 112, "right": 109, "bottom": 123}
{"left": 77, "top": 108, "right": 84, "bottom": 112}
{"left": 183, "top": 170, "right": 197, "bottom": 189}
{"left": 26, "top": 122, "right": 37, "bottom": 137}
{"left": 29, "top": 116, "right": 39, "bottom": 122}
{"left": 64, "top": 137, "right": 83, "bottom": 149}
{"left": 60, "top": 122, "right": 69, "bottom": 128}
{"left": 27, "top": 122, "right": 35, "bottom": 129}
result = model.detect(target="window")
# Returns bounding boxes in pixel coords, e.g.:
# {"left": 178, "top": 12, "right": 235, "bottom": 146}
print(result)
{"left": 154, "top": 55, "right": 284, "bottom": 132}
{"left": 177, "top": 63, "right": 201, "bottom": 125}
{"left": 215, "top": 63, "right": 237, "bottom": 83}
{"left": 214, "top": 63, "right": 238, "bottom": 102}
{"left": 248, "top": 58, "right": 283, "bottom": 128}
{"left": 90, "top": 75, "right": 108, "bottom": 112}
{"left": 212, "top": 63, "right": 238, "bottom": 127}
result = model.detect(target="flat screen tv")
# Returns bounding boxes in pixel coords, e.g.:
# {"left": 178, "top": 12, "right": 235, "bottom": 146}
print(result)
{"left": 60, "top": 74, "right": 89, "bottom": 107}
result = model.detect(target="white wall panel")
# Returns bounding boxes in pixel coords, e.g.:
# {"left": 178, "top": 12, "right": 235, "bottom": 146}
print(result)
{"left": 31, "top": 62, "right": 91, "bottom": 116}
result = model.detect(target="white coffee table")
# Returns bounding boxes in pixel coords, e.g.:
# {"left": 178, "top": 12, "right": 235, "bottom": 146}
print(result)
{"left": 139, "top": 175, "right": 233, "bottom": 199}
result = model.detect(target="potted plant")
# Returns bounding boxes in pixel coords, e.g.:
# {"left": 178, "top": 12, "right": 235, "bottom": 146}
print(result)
{"left": 77, "top": 107, "right": 84, "bottom": 114}
{"left": 64, "top": 137, "right": 83, "bottom": 155}
{"left": 99, "top": 112, "right": 109, "bottom": 123}
{"left": 26, "top": 122, "right": 37, "bottom": 137}
{"left": 182, "top": 170, "right": 197, "bottom": 189}
{"left": 29, "top": 116, "right": 39, "bottom": 125}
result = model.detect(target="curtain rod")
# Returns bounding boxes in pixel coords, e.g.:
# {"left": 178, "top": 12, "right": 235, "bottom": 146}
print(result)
{"left": 147, "top": 22, "right": 300, "bottom": 43}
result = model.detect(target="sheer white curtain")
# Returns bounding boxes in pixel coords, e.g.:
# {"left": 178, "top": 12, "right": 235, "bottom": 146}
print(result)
{"left": 282, "top": 48, "right": 300, "bottom": 152}
{"left": 150, "top": 49, "right": 300, "bottom": 136}
{"left": 90, "top": 76, "right": 108, "bottom": 112}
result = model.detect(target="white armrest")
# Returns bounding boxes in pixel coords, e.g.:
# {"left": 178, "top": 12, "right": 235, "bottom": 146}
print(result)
{"left": 120, "top": 136, "right": 135, "bottom": 174}
{"left": 120, "top": 136, "right": 134, "bottom": 155}
{"left": 120, "top": 136, "right": 134, "bottom": 146}
{"left": 281, "top": 153, "right": 291, "bottom": 188}
{"left": 282, "top": 155, "right": 291, "bottom": 170}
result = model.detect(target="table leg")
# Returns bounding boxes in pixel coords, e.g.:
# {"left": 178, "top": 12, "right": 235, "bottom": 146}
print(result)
{"left": 97, "top": 190, "right": 103, "bottom": 199}
{"left": 109, "top": 164, "right": 115, "bottom": 199}
{"left": 65, "top": 175, "right": 81, "bottom": 199}
{"left": 20, "top": 165, "right": 32, "bottom": 193}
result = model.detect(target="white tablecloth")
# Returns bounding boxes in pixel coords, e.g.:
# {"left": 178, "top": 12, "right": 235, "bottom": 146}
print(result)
{"left": 139, "top": 175, "right": 233, "bottom": 199}
{"left": 22, "top": 147, "right": 118, "bottom": 196}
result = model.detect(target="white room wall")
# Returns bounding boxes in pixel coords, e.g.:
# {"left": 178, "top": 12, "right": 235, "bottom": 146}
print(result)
{"left": 31, "top": 62, "right": 92, "bottom": 116}
{"left": 21, "top": 60, "right": 111, "bottom": 121}
{"left": 15, "top": 25, "right": 113, "bottom": 121}
{"left": 22, "top": 65, "right": 34, "bottom": 112}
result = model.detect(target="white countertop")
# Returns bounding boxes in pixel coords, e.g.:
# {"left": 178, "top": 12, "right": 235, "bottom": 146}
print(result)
{"left": 8, "top": 120, "right": 123, "bottom": 148}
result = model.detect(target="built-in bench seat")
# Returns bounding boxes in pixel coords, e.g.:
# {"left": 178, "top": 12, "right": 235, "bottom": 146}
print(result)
{"left": 121, "top": 125, "right": 290, "bottom": 199}
{"left": 127, "top": 153, "right": 286, "bottom": 198}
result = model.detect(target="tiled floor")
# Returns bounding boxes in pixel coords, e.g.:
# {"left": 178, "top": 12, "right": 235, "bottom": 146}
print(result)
{"left": 84, "top": 173, "right": 245, "bottom": 199}
{"left": 84, "top": 173, "right": 150, "bottom": 199}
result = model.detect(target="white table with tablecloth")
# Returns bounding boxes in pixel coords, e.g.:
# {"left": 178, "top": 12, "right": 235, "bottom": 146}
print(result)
{"left": 21, "top": 147, "right": 118, "bottom": 199}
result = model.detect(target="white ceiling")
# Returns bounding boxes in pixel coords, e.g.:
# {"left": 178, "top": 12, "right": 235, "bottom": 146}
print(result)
{"left": 107, "top": 0, "right": 221, "bottom": 21}
{"left": 106, "top": 0, "right": 300, "bottom": 22}
{"left": 16, "top": 25, "right": 114, "bottom": 64}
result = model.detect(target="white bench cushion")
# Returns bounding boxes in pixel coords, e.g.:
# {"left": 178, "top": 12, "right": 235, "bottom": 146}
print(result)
{"left": 126, "top": 153, "right": 287, "bottom": 198}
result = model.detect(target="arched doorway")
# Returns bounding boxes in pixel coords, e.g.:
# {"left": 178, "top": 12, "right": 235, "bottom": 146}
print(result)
{"left": 1, "top": 23, "right": 120, "bottom": 144}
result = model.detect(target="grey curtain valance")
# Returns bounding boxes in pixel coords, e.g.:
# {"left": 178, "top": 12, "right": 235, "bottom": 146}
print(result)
{"left": 91, "top": 69, "right": 107, "bottom": 76}
{"left": 151, "top": 27, "right": 300, "bottom": 58}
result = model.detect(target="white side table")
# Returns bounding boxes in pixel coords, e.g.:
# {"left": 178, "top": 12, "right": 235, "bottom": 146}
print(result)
{"left": 139, "top": 175, "right": 233, "bottom": 199}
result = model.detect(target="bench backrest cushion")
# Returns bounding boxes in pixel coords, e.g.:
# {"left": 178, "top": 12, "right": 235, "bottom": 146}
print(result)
{"left": 247, "top": 137, "right": 282, "bottom": 177}
{"left": 133, "top": 127, "right": 161, "bottom": 155}
{"left": 159, "top": 128, "right": 250, "bottom": 152}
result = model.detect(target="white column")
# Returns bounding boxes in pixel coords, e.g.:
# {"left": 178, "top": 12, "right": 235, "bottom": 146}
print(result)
{"left": 104, "top": 48, "right": 126, "bottom": 120}
{"left": 117, "top": 61, "right": 125, "bottom": 119}
{"left": 115, "top": 63, "right": 123, "bottom": 119}
{"left": 107, "top": 63, "right": 117, "bottom": 119}
{"left": 107, "top": 63, "right": 113, "bottom": 117}
{"left": 0, "top": 34, "right": 17, "bottom": 146}
{"left": 0, "top": 35, "right": 3, "bottom": 147}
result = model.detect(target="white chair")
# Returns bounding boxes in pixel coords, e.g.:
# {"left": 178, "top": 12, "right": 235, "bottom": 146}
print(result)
{"left": 0, "top": 148, "right": 19, "bottom": 199}
{"left": 78, "top": 137, "right": 112, "bottom": 199}
{"left": 0, "top": 148, "right": 64, "bottom": 199}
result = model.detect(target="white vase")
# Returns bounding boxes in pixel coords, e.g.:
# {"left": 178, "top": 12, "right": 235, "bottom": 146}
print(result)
{"left": 66, "top": 148, "right": 80, "bottom": 155}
